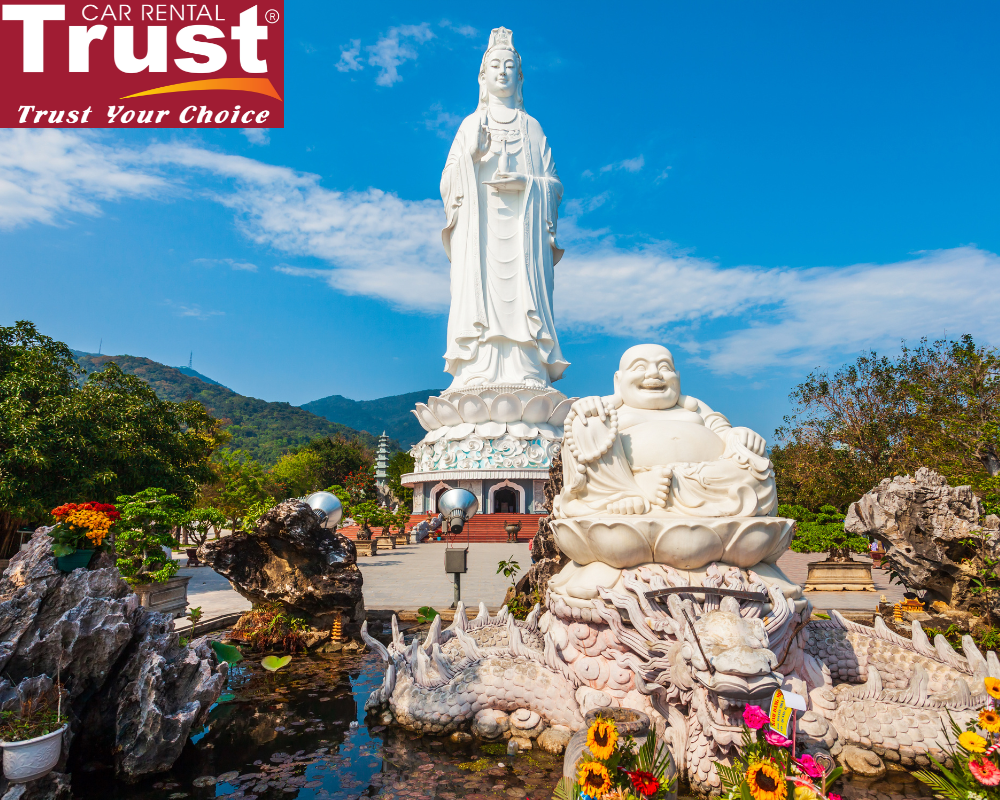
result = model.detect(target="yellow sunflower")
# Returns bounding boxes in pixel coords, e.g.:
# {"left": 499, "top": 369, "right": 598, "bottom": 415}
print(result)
{"left": 578, "top": 761, "right": 612, "bottom": 798}
{"left": 980, "top": 709, "right": 1000, "bottom": 734}
{"left": 987, "top": 677, "right": 1000, "bottom": 700}
{"left": 746, "top": 761, "right": 788, "bottom": 800}
{"left": 586, "top": 717, "right": 618, "bottom": 760}
{"left": 960, "top": 731, "right": 988, "bottom": 753}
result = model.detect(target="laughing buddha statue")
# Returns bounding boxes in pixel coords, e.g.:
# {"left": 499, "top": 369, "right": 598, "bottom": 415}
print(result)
{"left": 549, "top": 344, "right": 795, "bottom": 602}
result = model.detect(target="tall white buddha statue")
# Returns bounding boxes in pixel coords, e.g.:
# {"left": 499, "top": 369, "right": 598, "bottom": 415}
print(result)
{"left": 440, "top": 27, "right": 568, "bottom": 390}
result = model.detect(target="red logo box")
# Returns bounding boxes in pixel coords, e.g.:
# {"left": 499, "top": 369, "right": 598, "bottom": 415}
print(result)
{"left": 1, "top": 0, "right": 283, "bottom": 127}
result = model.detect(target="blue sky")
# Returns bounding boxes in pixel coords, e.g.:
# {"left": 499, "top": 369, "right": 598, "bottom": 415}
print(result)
{"left": 2, "top": 1, "right": 999, "bottom": 440}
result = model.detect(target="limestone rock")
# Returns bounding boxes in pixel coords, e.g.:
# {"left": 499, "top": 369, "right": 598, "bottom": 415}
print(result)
{"left": 845, "top": 468, "right": 999, "bottom": 611}
{"left": 0, "top": 532, "right": 225, "bottom": 783}
{"left": 0, "top": 770, "right": 72, "bottom": 800}
{"left": 537, "top": 726, "right": 572, "bottom": 755}
{"left": 512, "top": 453, "right": 569, "bottom": 605}
{"left": 198, "top": 500, "right": 365, "bottom": 628}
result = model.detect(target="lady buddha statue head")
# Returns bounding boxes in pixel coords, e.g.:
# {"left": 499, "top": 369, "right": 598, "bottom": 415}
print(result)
{"left": 478, "top": 27, "right": 524, "bottom": 109}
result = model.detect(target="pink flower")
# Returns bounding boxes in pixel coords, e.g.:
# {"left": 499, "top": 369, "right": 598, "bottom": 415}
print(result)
{"left": 743, "top": 704, "right": 770, "bottom": 730}
{"left": 970, "top": 757, "right": 1000, "bottom": 787}
{"left": 828, "top": 795, "right": 841, "bottom": 800}
{"left": 764, "top": 729, "right": 793, "bottom": 748}
{"left": 796, "top": 754, "right": 824, "bottom": 779}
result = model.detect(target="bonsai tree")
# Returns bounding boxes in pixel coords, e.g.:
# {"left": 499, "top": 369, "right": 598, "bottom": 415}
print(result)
{"left": 115, "top": 488, "right": 187, "bottom": 585}
{"left": 781, "top": 504, "right": 870, "bottom": 562}
{"left": 183, "top": 506, "right": 225, "bottom": 547}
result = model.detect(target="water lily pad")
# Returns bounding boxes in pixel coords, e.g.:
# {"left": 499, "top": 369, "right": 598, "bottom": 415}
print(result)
{"left": 210, "top": 640, "right": 244, "bottom": 665}
{"left": 261, "top": 655, "right": 292, "bottom": 672}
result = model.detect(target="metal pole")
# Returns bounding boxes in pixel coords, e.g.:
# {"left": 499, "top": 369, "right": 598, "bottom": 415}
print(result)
{"left": 452, "top": 572, "right": 461, "bottom": 609}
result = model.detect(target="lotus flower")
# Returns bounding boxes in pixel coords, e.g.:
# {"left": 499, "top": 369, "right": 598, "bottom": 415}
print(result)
{"left": 413, "top": 389, "right": 577, "bottom": 444}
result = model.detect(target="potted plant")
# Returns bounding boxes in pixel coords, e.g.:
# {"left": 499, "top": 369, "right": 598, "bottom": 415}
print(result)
{"left": 115, "top": 489, "right": 190, "bottom": 618}
{"left": 47, "top": 502, "right": 118, "bottom": 572}
{"left": 0, "top": 686, "right": 67, "bottom": 783}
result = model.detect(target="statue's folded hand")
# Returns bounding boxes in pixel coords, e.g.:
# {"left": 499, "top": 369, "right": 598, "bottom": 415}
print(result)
{"left": 483, "top": 172, "right": 528, "bottom": 192}
{"left": 607, "top": 495, "right": 650, "bottom": 515}
{"left": 729, "top": 427, "right": 766, "bottom": 456}
{"left": 573, "top": 395, "right": 606, "bottom": 425}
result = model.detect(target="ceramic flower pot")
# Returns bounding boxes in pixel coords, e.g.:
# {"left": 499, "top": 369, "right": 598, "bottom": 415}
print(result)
{"left": 55, "top": 548, "right": 94, "bottom": 573}
{"left": 1, "top": 724, "right": 66, "bottom": 783}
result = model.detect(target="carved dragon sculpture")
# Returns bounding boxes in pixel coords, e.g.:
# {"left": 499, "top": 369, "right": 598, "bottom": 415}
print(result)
{"left": 362, "top": 563, "right": 996, "bottom": 796}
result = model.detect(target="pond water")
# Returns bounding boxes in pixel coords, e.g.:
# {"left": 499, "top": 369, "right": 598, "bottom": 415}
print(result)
{"left": 70, "top": 649, "right": 935, "bottom": 800}
{"left": 73, "top": 652, "right": 567, "bottom": 800}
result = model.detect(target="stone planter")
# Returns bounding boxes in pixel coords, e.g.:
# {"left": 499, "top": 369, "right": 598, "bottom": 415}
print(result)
{"left": 394, "top": 534, "right": 408, "bottom": 547}
{"left": 804, "top": 558, "right": 874, "bottom": 591}
{"left": 133, "top": 575, "right": 191, "bottom": 618}
{"left": 376, "top": 536, "right": 396, "bottom": 551}
{"left": 356, "top": 540, "right": 378, "bottom": 557}
{"left": 1, "top": 724, "right": 66, "bottom": 783}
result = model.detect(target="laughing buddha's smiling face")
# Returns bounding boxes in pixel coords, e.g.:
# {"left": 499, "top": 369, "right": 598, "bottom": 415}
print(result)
{"left": 615, "top": 344, "right": 681, "bottom": 410}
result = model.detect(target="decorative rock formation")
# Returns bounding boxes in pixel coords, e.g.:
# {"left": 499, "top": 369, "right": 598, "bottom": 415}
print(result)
{"left": 198, "top": 499, "right": 365, "bottom": 631}
{"left": 0, "top": 531, "right": 225, "bottom": 789}
{"left": 511, "top": 451, "right": 568, "bottom": 605}
{"left": 845, "top": 467, "right": 999, "bottom": 612}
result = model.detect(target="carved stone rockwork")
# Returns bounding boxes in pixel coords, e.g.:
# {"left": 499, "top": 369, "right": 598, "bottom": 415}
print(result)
{"left": 511, "top": 451, "right": 568, "bottom": 604}
{"left": 0, "top": 532, "right": 225, "bottom": 786}
{"left": 198, "top": 500, "right": 365, "bottom": 632}
{"left": 845, "top": 467, "right": 1000, "bottom": 613}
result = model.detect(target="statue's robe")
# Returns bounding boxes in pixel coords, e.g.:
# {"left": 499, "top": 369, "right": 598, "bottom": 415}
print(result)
{"left": 557, "top": 406, "right": 778, "bottom": 519}
{"left": 441, "top": 109, "right": 568, "bottom": 387}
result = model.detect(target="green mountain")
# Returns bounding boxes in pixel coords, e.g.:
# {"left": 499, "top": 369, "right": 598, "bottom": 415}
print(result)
{"left": 302, "top": 389, "right": 444, "bottom": 448}
{"left": 176, "top": 365, "right": 229, "bottom": 389}
{"left": 72, "top": 351, "right": 387, "bottom": 465}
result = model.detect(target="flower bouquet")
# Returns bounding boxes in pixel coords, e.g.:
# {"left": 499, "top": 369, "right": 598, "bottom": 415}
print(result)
{"left": 47, "top": 502, "right": 119, "bottom": 571}
{"left": 913, "top": 677, "right": 1000, "bottom": 799}
{"left": 715, "top": 704, "right": 843, "bottom": 800}
{"left": 555, "top": 715, "right": 677, "bottom": 799}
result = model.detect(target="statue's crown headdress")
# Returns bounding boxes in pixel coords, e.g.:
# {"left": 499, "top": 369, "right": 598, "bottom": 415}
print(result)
{"left": 486, "top": 27, "right": 518, "bottom": 57}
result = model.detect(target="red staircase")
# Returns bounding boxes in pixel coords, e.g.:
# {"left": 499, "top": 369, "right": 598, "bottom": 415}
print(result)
{"left": 339, "top": 513, "right": 544, "bottom": 543}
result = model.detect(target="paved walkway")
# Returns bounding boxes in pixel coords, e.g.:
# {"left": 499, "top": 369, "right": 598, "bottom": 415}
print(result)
{"left": 177, "top": 545, "right": 903, "bottom": 628}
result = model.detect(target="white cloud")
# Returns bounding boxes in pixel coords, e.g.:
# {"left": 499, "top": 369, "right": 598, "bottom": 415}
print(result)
{"left": 5, "top": 130, "right": 1000, "bottom": 377}
{"left": 556, "top": 244, "right": 1000, "bottom": 375}
{"left": 241, "top": 128, "right": 270, "bottom": 146}
{"left": 164, "top": 300, "right": 225, "bottom": 320}
{"left": 368, "top": 23, "right": 435, "bottom": 86}
{"left": 0, "top": 129, "right": 165, "bottom": 229}
{"left": 423, "top": 102, "right": 463, "bottom": 139}
{"left": 335, "top": 39, "right": 363, "bottom": 72}
{"left": 439, "top": 20, "right": 478, "bottom": 38}
{"left": 600, "top": 154, "right": 645, "bottom": 174}
{"left": 194, "top": 257, "right": 258, "bottom": 272}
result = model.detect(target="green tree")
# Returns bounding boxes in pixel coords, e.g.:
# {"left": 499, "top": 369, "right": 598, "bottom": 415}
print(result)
{"left": 782, "top": 504, "right": 869, "bottom": 560}
{"left": 303, "top": 436, "right": 373, "bottom": 490}
{"left": 183, "top": 506, "right": 226, "bottom": 546}
{"left": 387, "top": 450, "right": 415, "bottom": 509}
{"left": 206, "top": 450, "right": 274, "bottom": 533}
{"left": 269, "top": 448, "right": 326, "bottom": 500}
{"left": 115, "top": 488, "right": 187, "bottom": 584}
{"left": 771, "top": 350, "right": 909, "bottom": 510}
{"left": 0, "top": 321, "right": 221, "bottom": 557}
{"left": 901, "top": 335, "right": 1000, "bottom": 513}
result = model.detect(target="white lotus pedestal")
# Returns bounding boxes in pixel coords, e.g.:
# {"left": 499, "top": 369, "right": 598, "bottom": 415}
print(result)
{"left": 403, "top": 384, "right": 576, "bottom": 518}
{"left": 804, "top": 558, "right": 875, "bottom": 591}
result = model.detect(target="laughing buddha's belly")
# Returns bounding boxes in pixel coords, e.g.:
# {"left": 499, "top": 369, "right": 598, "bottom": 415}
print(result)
{"left": 619, "top": 421, "right": 725, "bottom": 469}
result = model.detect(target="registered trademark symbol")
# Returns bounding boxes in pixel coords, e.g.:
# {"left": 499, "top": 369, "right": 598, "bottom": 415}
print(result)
{"left": 265, "top": 9, "right": 279, "bottom": 23}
